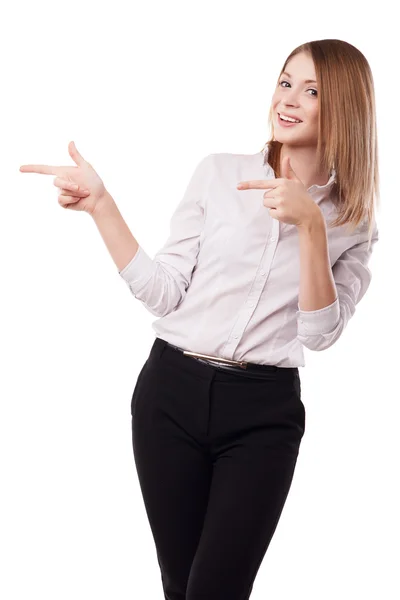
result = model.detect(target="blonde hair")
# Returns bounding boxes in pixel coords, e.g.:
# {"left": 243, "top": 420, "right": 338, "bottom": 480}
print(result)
{"left": 261, "top": 39, "right": 380, "bottom": 250}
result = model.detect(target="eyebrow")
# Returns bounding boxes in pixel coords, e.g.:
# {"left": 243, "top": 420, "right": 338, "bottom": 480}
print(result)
{"left": 282, "top": 71, "right": 317, "bottom": 84}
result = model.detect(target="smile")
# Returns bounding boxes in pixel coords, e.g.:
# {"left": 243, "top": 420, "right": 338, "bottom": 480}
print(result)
{"left": 277, "top": 112, "right": 303, "bottom": 126}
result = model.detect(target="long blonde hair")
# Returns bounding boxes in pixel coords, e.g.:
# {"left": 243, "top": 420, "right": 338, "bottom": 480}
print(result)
{"left": 262, "top": 39, "right": 380, "bottom": 249}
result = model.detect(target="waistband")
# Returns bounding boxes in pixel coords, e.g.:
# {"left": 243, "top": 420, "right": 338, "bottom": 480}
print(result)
{"left": 155, "top": 338, "right": 298, "bottom": 378}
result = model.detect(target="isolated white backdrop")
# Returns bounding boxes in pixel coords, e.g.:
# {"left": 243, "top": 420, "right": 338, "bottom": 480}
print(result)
{"left": 1, "top": 0, "right": 398, "bottom": 598}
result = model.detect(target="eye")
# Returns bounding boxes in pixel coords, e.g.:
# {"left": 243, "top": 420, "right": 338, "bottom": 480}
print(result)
{"left": 279, "top": 80, "right": 318, "bottom": 97}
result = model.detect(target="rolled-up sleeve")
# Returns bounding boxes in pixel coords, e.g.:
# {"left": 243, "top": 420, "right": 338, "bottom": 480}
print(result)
{"left": 119, "top": 154, "right": 214, "bottom": 317}
{"left": 296, "top": 220, "right": 379, "bottom": 351}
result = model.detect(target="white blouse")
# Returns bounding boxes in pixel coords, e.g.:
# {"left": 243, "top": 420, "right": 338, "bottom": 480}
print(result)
{"left": 118, "top": 148, "right": 379, "bottom": 367}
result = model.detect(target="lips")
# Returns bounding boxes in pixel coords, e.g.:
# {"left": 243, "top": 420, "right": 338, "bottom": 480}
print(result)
{"left": 278, "top": 112, "right": 303, "bottom": 123}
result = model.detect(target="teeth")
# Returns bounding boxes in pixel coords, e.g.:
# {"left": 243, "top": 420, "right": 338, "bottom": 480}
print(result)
{"left": 280, "top": 113, "right": 301, "bottom": 123}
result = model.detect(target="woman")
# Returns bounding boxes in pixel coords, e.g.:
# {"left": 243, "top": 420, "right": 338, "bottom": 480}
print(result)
{"left": 20, "top": 39, "right": 379, "bottom": 600}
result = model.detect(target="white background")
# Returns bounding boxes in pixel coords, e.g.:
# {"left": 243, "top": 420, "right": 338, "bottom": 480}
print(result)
{"left": 1, "top": 0, "right": 398, "bottom": 598}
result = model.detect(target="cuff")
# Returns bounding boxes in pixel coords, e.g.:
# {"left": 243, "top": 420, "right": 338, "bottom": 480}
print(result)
{"left": 118, "top": 246, "right": 154, "bottom": 292}
{"left": 296, "top": 296, "right": 340, "bottom": 336}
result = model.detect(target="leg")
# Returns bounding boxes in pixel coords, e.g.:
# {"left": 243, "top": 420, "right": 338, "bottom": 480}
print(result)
{"left": 185, "top": 369, "right": 305, "bottom": 600}
{"left": 186, "top": 447, "right": 300, "bottom": 600}
{"left": 131, "top": 346, "right": 214, "bottom": 600}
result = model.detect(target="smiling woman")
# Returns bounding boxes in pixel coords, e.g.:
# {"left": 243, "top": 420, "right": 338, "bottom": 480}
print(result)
{"left": 17, "top": 35, "right": 381, "bottom": 600}
{"left": 261, "top": 39, "right": 380, "bottom": 250}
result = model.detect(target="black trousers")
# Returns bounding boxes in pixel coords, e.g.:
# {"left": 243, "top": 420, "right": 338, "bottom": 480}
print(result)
{"left": 131, "top": 337, "right": 305, "bottom": 600}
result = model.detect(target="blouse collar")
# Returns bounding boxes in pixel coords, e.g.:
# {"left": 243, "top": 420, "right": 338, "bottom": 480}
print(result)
{"left": 261, "top": 146, "right": 337, "bottom": 192}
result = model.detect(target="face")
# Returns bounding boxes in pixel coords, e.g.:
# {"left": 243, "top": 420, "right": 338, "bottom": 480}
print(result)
{"left": 271, "top": 52, "right": 319, "bottom": 147}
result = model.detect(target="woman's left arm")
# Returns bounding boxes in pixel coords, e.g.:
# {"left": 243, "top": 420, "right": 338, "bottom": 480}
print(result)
{"left": 297, "top": 214, "right": 338, "bottom": 312}
{"left": 296, "top": 214, "right": 379, "bottom": 351}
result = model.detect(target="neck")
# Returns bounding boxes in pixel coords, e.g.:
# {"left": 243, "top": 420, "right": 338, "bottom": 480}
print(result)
{"left": 279, "top": 145, "right": 331, "bottom": 190}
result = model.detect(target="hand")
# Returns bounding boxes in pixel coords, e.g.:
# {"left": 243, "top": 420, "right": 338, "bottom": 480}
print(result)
{"left": 19, "top": 141, "right": 110, "bottom": 216}
{"left": 236, "top": 155, "right": 322, "bottom": 227}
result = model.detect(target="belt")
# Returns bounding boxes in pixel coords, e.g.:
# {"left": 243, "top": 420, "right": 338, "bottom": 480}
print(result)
{"left": 164, "top": 341, "right": 279, "bottom": 374}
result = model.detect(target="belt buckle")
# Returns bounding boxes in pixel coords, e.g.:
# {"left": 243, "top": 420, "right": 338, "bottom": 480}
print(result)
{"left": 183, "top": 350, "right": 248, "bottom": 370}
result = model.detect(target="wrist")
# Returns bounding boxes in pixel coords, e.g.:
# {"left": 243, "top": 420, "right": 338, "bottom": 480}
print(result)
{"left": 91, "top": 191, "right": 117, "bottom": 220}
{"left": 297, "top": 209, "right": 325, "bottom": 234}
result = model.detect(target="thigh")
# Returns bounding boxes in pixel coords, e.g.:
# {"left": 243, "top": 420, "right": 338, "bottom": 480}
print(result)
{"left": 131, "top": 353, "right": 213, "bottom": 599}
{"left": 186, "top": 373, "right": 305, "bottom": 600}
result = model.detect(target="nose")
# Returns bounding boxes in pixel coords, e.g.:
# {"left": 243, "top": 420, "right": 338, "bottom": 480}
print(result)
{"left": 281, "top": 88, "right": 301, "bottom": 106}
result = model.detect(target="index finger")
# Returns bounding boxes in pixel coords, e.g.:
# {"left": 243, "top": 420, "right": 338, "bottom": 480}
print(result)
{"left": 19, "top": 164, "right": 64, "bottom": 175}
{"left": 237, "top": 179, "right": 279, "bottom": 189}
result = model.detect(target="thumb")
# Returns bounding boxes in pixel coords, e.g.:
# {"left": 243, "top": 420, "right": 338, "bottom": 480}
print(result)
{"left": 68, "top": 141, "right": 88, "bottom": 167}
{"left": 281, "top": 155, "right": 299, "bottom": 181}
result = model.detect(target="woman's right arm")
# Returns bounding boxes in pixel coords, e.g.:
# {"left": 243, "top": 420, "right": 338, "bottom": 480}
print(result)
{"left": 91, "top": 192, "right": 140, "bottom": 273}
{"left": 98, "top": 154, "right": 214, "bottom": 317}
{"left": 20, "top": 142, "right": 213, "bottom": 318}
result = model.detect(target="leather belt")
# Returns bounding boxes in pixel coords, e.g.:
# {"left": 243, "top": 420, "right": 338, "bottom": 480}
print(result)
{"left": 182, "top": 350, "right": 248, "bottom": 370}
{"left": 164, "top": 342, "right": 280, "bottom": 373}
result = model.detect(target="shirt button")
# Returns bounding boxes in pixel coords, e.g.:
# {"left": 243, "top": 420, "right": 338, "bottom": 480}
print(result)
{"left": 247, "top": 302, "right": 254, "bottom": 307}
{"left": 270, "top": 237, "right": 276, "bottom": 242}
{"left": 234, "top": 334, "right": 239, "bottom": 339}
{"left": 261, "top": 272, "right": 266, "bottom": 277}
